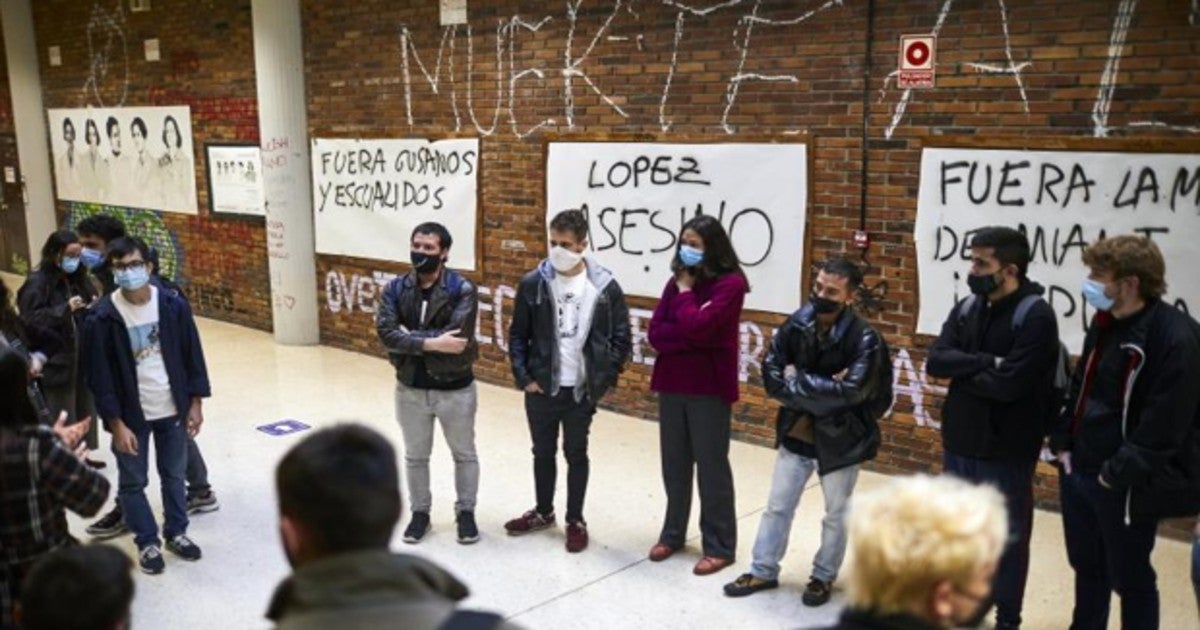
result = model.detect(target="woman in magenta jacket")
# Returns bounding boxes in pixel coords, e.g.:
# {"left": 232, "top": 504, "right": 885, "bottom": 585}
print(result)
{"left": 646, "top": 215, "right": 749, "bottom": 576}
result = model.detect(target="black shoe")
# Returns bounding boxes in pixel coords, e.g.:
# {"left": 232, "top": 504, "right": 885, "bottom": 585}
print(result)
{"left": 403, "top": 512, "right": 431, "bottom": 544}
{"left": 85, "top": 507, "right": 129, "bottom": 539}
{"left": 456, "top": 511, "right": 480, "bottom": 545}
{"left": 139, "top": 545, "right": 165, "bottom": 575}
{"left": 724, "top": 573, "right": 779, "bottom": 597}
{"left": 186, "top": 491, "right": 220, "bottom": 515}
{"left": 165, "top": 535, "right": 202, "bottom": 561}
{"left": 802, "top": 578, "right": 833, "bottom": 606}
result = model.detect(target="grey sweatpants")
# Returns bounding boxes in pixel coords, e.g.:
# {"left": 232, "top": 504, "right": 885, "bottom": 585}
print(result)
{"left": 395, "top": 382, "right": 479, "bottom": 514}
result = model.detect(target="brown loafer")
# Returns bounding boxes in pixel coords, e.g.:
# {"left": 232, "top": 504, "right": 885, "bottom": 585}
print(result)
{"left": 648, "top": 543, "right": 679, "bottom": 562}
{"left": 693, "top": 556, "right": 734, "bottom": 576}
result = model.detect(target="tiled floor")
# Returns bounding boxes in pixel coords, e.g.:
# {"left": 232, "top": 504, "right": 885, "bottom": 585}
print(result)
{"left": 49, "top": 315, "right": 1196, "bottom": 629}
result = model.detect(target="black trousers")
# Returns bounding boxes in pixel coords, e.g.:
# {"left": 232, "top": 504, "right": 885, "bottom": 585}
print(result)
{"left": 1060, "top": 469, "right": 1160, "bottom": 630}
{"left": 525, "top": 389, "right": 595, "bottom": 523}
{"left": 944, "top": 452, "right": 1035, "bottom": 627}
{"left": 657, "top": 393, "right": 736, "bottom": 559}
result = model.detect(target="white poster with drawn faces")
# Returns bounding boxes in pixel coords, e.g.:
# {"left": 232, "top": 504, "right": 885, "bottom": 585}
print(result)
{"left": 546, "top": 142, "right": 809, "bottom": 314}
{"left": 915, "top": 147, "right": 1200, "bottom": 353}
{"left": 48, "top": 107, "right": 199, "bottom": 214}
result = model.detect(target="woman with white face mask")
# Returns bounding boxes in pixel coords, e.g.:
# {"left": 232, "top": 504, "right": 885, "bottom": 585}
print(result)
{"left": 16, "top": 229, "right": 103, "bottom": 465}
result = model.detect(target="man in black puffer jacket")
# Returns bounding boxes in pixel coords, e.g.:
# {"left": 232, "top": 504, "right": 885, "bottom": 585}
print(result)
{"left": 926, "top": 226, "right": 1060, "bottom": 630}
{"left": 724, "top": 259, "right": 891, "bottom": 607}
{"left": 1049, "top": 235, "right": 1200, "bottom": 630}
{"left": 504, "top": 210, "right": 630, "bottom": 553}
{"left": 375, "top": 222, "right": 480, "bottom": 547}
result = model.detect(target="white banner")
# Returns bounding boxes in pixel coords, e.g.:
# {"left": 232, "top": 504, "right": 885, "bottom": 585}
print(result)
{"left": 546, "top": 142, "right": 808, "bottom": 314}
{"left": 48, "top": 106, "right": 199, "bottom": 214}
{"left": 207, "top": 145, "right": 265, "bottom": 216}
{"left": 312, "top": 138, "right": 479, "bottom": 270}
{"left": 916, "top": 147, "right": 1199, "bottom": 352}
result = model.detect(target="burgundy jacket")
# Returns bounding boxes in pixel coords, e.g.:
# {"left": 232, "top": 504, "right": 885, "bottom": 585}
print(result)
{"left": 648, "top": 272, "right": 748, "bottom": 405}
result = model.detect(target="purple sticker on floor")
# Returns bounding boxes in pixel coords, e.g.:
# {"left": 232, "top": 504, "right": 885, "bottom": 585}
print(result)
{"left": 256, "top": 419, "right": 311, "bottom": 437}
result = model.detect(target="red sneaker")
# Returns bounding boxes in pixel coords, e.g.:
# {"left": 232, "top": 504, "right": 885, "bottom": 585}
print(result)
{"left": 504, "top": 509, "right": 555, "bottom": 535}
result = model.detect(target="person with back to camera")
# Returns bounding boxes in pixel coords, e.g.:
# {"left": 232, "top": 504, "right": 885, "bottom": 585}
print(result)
{"left": 0, "top": 346, "right": 110, "bottom": 628}
{"left": 646, "top": 215, "right": 749, "bottom": 577}
{"left": 813, "top": 474, "right": 1009, "bottom": 630}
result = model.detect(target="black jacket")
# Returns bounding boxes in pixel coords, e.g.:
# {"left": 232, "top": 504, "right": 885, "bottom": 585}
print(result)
{"left": 762, "top": 305, "right": 889, "bottom": 475}
{"left": 812, "top": 608, "right": 941, "bottom": 630}
{"left": 508, "top": 259, "right": 631, "bottom": 403}
{"left": 927, "top": 281, "right": 1059, "bottom": 461}
{"left": 1049, "top": 300, "right": 1200, "bottom": 521}
{"left": 375, "top": 269, "right": 478, "bottom": 385}
{"left": 16, "top": 266, "right": 100, "bottom": 387}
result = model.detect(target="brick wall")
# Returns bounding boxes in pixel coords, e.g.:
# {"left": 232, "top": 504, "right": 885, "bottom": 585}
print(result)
{"left": 32, "top": 0, "right": 270, "bottom": 330}
{"left": 302, "top": 0, "right": 1200, "bottom": 531}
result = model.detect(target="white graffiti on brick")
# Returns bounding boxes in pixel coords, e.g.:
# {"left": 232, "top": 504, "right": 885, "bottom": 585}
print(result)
{"left": 889, "top": 348, "right": 946, "bottom": 429}
{"left": 81, "top": 0, "right": 130, "bottom": 107}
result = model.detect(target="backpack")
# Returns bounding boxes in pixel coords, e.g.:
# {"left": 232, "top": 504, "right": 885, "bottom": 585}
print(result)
{"left": 958, "top": 294, "right": 1071, "bottom": 432}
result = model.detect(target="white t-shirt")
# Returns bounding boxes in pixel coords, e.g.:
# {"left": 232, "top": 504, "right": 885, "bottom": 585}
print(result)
{"left": 551, "top": 270, "right": 597, "bottom": 388}
{"left": 112, "top": 286, "right": 178, "bottom": 421}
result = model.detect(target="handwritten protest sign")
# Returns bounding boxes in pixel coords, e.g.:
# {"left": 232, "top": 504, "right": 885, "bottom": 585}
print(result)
{"left": 916, "top": 147, "right": 1199, "bottom": 352}
{"left": 546, "top": 142, "right": 808, "bottom": 314}
{"left": 312, "top": 138, "right": 479, "bottom": 269}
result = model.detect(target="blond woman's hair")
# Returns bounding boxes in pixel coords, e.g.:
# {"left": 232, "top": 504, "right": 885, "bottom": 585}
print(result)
{"left": 843, "top": 474, "right": 1008, "bottom": 616}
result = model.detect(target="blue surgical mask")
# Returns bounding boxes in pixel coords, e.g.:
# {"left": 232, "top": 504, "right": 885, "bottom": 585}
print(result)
{"left": 1082, "top": 278, "right": 1114, "bottom": 312}
{"left": 81, "top": 247, "right": 104, "bottom": 270}
{"left": 60, "top": 256, "right": 81, "bottom": 274}
{"left": 114, "top": 266, "right": 151, "bottom": 292}
{"left": 678, "top": 245, "right": 704, "bottom": 267}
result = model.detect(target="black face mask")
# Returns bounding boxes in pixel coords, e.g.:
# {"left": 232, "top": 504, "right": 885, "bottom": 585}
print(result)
{"left": 810, "top": 293, "right": 843, "bottom": 315}
{"left": 966, "top": 271, "right": 1001, "bottom": 296}
{"left": 410, "top": 250, "right": 441, "bottom": 274}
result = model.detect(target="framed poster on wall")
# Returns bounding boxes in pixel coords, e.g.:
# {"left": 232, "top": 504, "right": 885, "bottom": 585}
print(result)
{"left": 47, "top": 106, "right": 199, "bottom": 214}
{"left": 205, "top": 144, "right": 265, "bottom": 217}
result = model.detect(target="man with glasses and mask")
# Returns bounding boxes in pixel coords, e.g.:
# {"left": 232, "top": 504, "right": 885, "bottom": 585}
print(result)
{"left": 375, "top": 222, "right": 480, "bottom": 546}
{"left": 504, "top": 209, "right": 630, "bottom": 553}
{"left": 84, "top": 237, "right": 210, "bottom": 576}
{"left": 1049, "top": 235, "right": 1200, "bottom": 630}
{"left": 724, "top": 259, "right": 891, "bottom": 607}
{"left": 926, "top": 226, "right": 1060, "bottom": 630}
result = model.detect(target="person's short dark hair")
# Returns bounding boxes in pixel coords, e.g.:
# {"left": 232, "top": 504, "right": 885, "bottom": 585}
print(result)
{"left": 20, "top": 545, "right": 134, "bottom": 630}
{"left": 411, "top": 222, "right": 452, "bottom": 251}
{"left": 62, "top": 118, "right": 76, "bottom": 136}
{"left": 105, "top": 236, "right": 150, "bottom": 265}
{"left": 76, "top": 214, "right": 127, "bottom": 244}
{"left": 549, "top": 210, "right": 589, "bottom": 242}
{"left": 969, "top": 226, "right": 1031, "bottom": 278}
{"left": 161, "top": 115, "right": 182, "bottom": 148}
{"left": 105, "top": 116, "right": 119, "bottom": 138}
{"left": 818, "top": 258, "right": 865, "bottom": 290}
{"left": 130, "top": 117, "right": 147, "bottom": 138}
{"left": 0, "top": 346, "right": 38, "bottom": 430}
{"left": 276, "top": 424, "right": 401, "bottom": 554}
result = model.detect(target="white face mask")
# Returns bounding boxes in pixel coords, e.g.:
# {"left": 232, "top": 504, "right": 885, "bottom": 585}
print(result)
{"left": 549, "top": 246, "right": 584, "bottom": 273}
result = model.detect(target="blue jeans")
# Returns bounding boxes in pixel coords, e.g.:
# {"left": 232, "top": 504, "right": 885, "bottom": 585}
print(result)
{"left": 1060, "top": 469, "right": 1159, "bottom": 630}
{"left": 749, "top": 448, "right": 859, "bottom": 583}
{"left": 944, "top": 452, "right": 1035, "bottom": 628}
{"left": 114, "top": 415, "right": 189, "bottom": 549}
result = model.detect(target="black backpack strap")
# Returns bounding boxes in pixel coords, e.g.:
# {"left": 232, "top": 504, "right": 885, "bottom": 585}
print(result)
{"left": 439, "top": 610, "right": 505, "bottom": 630}
{"left": 956, "top": 294, "right": 978, "bottom": 322}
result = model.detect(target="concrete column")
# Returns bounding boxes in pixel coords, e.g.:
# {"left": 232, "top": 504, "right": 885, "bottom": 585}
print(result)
{"left": 252, "top": 0, "right": 318, "bottom": 344}
{"left": 1, "top": 0, "right": 57, "bottom": 256}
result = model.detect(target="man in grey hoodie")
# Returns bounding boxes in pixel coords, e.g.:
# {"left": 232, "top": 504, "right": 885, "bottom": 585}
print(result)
{"left": 267, "top": 424, "right": 515, "bottom": 629}
{"left": 505, "top": 209, "right": 631, "bottom": 553}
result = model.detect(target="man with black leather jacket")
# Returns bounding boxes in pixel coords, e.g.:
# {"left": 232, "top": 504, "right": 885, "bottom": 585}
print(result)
{"left": 504, "top": 210, "right": 630, "bottom": 553}
{"left": 375, "top": 222, "right": 480, "bottom": 546}
{"left": 1049, "top": 235, "right": 1200, "bottom": 630}
{"left": 926, "top": 226, "right": 1059, "bottom": 630}
{"left": 724, "top": 259, "right": 890, "bottom": 607}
